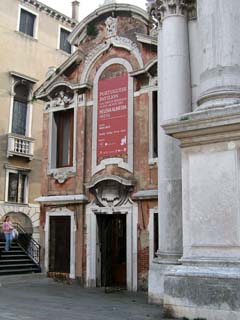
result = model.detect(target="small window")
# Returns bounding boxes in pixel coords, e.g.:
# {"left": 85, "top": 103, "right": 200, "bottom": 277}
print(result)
{"left": 54, "top": 109, "right": 73, "bottom": 168}
{"left": 60, "top": 28, "right": 71, "bottom": 54}
{"left": 7, "top": 171, "right": 27, "bottom": 204}
{"left": 19, "top": 8, "right": 36, "bottom": 37}
{"left": 152, "top": 91, "right": 158, "bottom": 158}
{"left": 153, "top": 212, "right": 159, "bottom": 258}
{"left": 12, "top": 83, "right": 29, "bottom": 136}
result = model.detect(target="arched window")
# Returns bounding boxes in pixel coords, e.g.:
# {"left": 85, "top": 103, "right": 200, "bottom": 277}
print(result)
{"left": 12, "top": 83, "right": 29, "bottom": 136}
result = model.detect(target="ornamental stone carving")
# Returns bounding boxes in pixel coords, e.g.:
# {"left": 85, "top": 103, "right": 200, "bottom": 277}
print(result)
{"left": 89, "top": 179, "right": 133, "bottom": 207}
{"left": 52, "top": 170, "right": 73, "bottom": 184}
{"left": 84, "top": 41, "right": 109, "bottom": 67}
{"left": 147, "top": 0, "right": 197, "bottom": 22}
{"left": 105, "top": 16, "right": 117, "bottom": 38}
{"left": 83, "top": 36, "right": 143, "bottom": 72}
{"left": 46, "top": 90, "right": 74, "bottom": 110}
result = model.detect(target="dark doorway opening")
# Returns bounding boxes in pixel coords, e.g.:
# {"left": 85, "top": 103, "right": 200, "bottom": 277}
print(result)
{"left": 49, "top": 216, "right": 70, "bottom": 273}
{"left": 97, "top": 214, "right": 126, "bottom": 288}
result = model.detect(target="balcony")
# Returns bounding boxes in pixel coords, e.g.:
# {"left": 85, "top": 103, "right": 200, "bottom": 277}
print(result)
{"left": 7, "top": 134, "right": 34, "bottom": 160}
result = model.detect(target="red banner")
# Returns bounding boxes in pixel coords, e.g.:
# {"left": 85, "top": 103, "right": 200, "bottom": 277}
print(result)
{"left": 97, "top": 74, "right": 128, "bottom": 161}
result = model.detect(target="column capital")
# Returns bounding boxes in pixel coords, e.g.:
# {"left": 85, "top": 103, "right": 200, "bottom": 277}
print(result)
{"left": 147, "top": 0, "right": 197, "bottom": 23}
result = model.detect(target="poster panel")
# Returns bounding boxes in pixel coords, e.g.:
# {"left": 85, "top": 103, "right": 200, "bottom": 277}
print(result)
{"left": 97, "top": 74, "right": 128, "bottom": 161}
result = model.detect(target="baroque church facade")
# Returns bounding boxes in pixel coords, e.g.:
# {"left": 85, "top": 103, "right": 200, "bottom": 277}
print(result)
{"left": 35, "top": 3, "right": 158, "bottom": 291}
{"left": 35, "top": 0, "right": 240, "bottom": 318}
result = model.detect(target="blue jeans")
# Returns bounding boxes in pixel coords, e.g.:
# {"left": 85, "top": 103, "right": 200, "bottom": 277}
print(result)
{"left": 4, "top": 232, "right": 12, "bottom": 251}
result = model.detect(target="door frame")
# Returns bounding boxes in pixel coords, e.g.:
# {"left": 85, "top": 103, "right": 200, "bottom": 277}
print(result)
{"left": 44, "top": 207, "right": 76, "bottom": 279}
{"left": 86, "top": 203, "right": 138, "bottom": 291}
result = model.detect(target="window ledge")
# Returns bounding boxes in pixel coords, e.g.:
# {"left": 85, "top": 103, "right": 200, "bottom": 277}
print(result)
{"left": 149, "top": 158, "right": 158, "bottom": 166}
{"left": 56, "top": 48, "right": 71, "bottom": 56}
{"left": 15, "top": 30, "right": 38, "bottom": 41}
{"left": 4, "top": 201, "right": 28, "bottom": 206}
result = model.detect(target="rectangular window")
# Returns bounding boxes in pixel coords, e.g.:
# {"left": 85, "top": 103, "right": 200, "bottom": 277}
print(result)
{"left": 12, "top": 100, "right": 27, "bottom": 135}
{"left": 19, "top": 9, "right": 36, "bottom": 37}
{"left": 152, "top": 91, "right": 158, "bottom": 158}
{"left": 54, "top": 109, "right": 74, "bottom": 168}
{"left": 153, "top": 212, "right": 159, "bottom": 258}
{"left": 60, "top": 28, "right": 71, "bottom": 54}
{"left": 8, "top": 172, "right": 27, "bottom": 203}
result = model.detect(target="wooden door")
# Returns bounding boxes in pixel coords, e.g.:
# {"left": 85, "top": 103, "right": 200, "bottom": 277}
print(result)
{"left": 97, "top": 214, "right": 126, "bottom": 287}
{"left": 49, "top": 216, "right": 70, "bottom": 273}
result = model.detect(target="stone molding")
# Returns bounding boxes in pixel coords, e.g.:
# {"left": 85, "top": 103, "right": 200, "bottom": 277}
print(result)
{"left": 147, "top": 0, "right": 197, "bottom": 23}
{"left": 22, "top": 0, "right": 77, "bottom": 27}
{"left": 81, "top": 36, "right": 143, "bottom": 84}
{"left": 161, "top": 104, "right": 240, "bottom": 147}
{"left": 35, "top": 194, "right": 88, "bottom": 204}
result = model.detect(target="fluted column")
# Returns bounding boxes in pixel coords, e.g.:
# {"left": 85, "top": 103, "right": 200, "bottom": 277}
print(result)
{"left": 197, "top": 0, "right": 240, "bottom": 109}
{"left": 149, "top": 0, "right": 194, "bottom": 264}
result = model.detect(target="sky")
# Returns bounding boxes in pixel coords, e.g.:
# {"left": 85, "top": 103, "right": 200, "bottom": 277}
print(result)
{"left": 41, "top": 0, "right": 147, "bottom": 20}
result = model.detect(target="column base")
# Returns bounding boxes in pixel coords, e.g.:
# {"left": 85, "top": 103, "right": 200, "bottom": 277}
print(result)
{"left": 148, "top": 253, "right": 182, "bottom": 305}
{"left": 163, "top": 265, "right": 240, "bottom": 320}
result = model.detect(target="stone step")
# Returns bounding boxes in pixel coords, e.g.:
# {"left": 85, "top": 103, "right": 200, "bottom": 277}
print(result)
{"left": 0, "top": 263, "right": 37, "bottom": 269}
{"left": 0, "top": 268, "right": 41, "bottom": 276}
{"left": 0, "top": 259, "right": 32, "bottom": 264}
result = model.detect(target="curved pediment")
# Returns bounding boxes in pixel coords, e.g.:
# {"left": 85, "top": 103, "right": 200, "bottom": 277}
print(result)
{"left": 68, "top": 3, "right": 150, "bottom": 46}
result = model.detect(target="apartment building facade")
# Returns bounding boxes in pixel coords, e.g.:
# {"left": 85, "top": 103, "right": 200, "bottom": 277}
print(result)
{"left": 0, "top": 0, "right": 77, "bottom": 241}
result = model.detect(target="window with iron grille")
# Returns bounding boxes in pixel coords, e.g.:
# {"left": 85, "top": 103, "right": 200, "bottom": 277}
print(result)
{"left": 19, "top": 9, "right": 36, "bottom": 37}
{"left": 7, "top": 172, "right": 27, "bottom": 204}
{"left": 60, "top": 28, "right": 71, "bottom": 54}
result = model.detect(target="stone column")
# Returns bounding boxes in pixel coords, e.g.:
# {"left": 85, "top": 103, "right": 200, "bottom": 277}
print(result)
{"left": 155, "top": 0, "right": 192, "bottom": 264}
{"left": 197, "top": 0, "right": 240, "bottom": 109}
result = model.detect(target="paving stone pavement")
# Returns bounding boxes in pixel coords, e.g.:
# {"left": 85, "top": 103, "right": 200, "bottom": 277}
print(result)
{"left": 0, "top": 276, "right": 169, "bottom": 320}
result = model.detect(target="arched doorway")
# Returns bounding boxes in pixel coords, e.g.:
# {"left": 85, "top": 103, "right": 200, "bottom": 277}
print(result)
{"left": 4, "top": 212, "right": 33, "bottom": 235}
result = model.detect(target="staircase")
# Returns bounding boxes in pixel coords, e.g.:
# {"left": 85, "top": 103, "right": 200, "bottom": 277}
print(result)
{"left": 0, "top": 223, "right": 41, "bottom": 276}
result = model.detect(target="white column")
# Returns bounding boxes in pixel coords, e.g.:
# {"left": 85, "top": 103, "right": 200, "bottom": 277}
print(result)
{"left": 197, "top": 0, "right": 240, "bottom": 109}
{"left": 157, "top": 1, "right": 192, "bottom": 263}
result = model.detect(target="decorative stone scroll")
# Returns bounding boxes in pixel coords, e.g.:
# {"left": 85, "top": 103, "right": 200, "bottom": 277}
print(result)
{"left": 147, "top": 0, "right": 197, "bottom": 22}
{"left": 105, "top": 16, "right": 117, "bottom": 38}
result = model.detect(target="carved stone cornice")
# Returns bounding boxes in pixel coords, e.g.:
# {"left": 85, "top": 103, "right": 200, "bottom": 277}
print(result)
{"left": 147, "top": 0, "right": 197, "bottom": 23}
